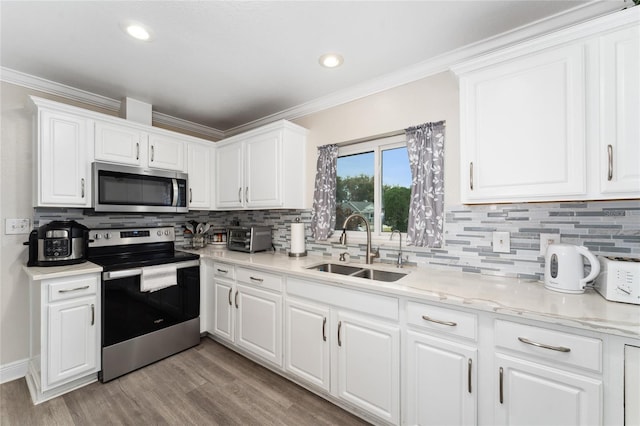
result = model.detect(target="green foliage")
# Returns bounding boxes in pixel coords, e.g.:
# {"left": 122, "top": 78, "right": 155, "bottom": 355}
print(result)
{"left": 383, "top": 186, "right": 410, "bottom": 232}
{"left": 336, "top": 174, "right": 374, "bottom": 202}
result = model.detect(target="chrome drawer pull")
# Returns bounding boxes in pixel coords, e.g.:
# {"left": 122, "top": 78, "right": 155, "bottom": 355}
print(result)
{"left": 217, "top": 268, "right": 228, "bottom": 274}
{"left": 249, "top": 276, "right": 264, "bottom": 283}
{"left": 58, "top": 285, "right": 90, "bottom": 293}
{"left": 607, "top": 144, "right": 613, "bottom": 181}
{"left": 518, "top": 337, "right": 571, "bottom": 353}
{"left": 421, "top": 315, "right": 457, "bottom": 327}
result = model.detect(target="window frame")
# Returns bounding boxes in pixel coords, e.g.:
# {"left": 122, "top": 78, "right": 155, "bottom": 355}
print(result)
{"left": 335, "top": 134, "right": 408, "bottom": 244}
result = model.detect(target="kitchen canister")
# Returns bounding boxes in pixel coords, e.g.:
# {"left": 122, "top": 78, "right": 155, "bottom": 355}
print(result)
{"left": 288, "top": 218, "right": 307, "bottom": 257}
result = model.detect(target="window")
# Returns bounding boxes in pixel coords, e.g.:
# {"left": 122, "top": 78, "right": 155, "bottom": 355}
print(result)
{"left": 335, "top": 134, "right": 411, "bottom": 237}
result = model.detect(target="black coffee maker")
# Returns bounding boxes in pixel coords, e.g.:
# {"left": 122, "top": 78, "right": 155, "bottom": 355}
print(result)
{"left": 25, "top": 220, "right": 89, "bottom": 267}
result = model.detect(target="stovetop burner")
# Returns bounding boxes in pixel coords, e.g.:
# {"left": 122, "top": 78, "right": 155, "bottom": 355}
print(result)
{"left": 86, "top": 226, "right": 199, "bottom": 271}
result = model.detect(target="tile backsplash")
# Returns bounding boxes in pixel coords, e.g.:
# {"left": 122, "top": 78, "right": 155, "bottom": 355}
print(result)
{"left": 35, "top": 199, "right": 639, "bottom": 281}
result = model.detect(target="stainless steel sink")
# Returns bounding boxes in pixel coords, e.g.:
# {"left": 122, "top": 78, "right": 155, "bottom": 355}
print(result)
{"left": 307, "top": 262, "right": 407, "bottom": 283}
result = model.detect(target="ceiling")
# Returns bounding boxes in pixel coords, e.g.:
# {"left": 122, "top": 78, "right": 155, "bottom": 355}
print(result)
{"left": 0, "top": 1, "right": 623, "bottom": 133}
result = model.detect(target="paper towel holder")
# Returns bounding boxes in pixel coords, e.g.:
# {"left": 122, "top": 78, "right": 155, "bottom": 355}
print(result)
{"left": 288, "top": 217, "right": 307, "bottom": 257}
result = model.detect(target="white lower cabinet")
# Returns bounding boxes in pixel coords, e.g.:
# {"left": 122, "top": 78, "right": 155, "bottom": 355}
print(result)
{"left": 26, "top": 272, "right": 101, "bottom": 404}
{"left": 212, "top": 277, "right": 235, "bottom": 343}
{"left": 494, "top": 354, "right": 602, "bottom": 426}
{"left": 336, "top": 311, "right": 400, "bottom": 424}
{"left": 236, "top": 284, "right": 282, "bottom": 366}
{"left": 406, "top": 331, "right": 477, "bottom": 426}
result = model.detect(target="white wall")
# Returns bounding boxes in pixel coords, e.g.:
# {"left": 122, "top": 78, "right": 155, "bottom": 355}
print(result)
{"left": 293, "top": 70, "right": 460, "bottom": 207}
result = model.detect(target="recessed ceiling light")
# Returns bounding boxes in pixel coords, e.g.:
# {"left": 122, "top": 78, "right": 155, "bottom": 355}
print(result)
{"left": 120, "top": 21, "right": 153, "bottom": 41}
{"left": 319, "top": 53, "right": 343, "bottom": 68}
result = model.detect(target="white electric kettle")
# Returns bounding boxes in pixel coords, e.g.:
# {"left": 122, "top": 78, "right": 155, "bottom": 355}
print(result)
{"left": 544, "top": 244, "right": 601, "bottom": 294}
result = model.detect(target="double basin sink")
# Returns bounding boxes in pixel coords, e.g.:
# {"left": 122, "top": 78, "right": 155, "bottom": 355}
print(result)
{"left": 306, "top": 262, "right": 407, "bottom": 283}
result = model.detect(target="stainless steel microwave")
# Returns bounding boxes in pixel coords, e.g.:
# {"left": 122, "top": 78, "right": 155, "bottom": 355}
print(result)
{"left": 92, "top": 162, "right": 188, "bottom": 213}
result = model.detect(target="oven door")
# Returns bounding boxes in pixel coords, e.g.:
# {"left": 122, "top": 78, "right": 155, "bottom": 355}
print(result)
{"left": 102, "top": 261, "right": 199, "bottom": 348}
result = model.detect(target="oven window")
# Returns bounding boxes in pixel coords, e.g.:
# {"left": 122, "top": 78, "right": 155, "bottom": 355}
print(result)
{"left": 98, "top": 171, "right": 173, "bottom": 206}
{"left": 102, "top": 266, "right": 199, "bottom": 347}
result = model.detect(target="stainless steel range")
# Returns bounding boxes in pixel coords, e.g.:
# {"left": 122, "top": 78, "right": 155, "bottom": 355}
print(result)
{"left": 87, "top": 226, "right": 200, "bottom": 382}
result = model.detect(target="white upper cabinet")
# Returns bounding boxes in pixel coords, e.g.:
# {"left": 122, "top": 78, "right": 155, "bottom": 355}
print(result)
{"left": 35, "top": 104, "right": 93, "bottom": 207}
{"left": 598, "top": 24, "right": 640, "bottom": 195}
{"left": 214, "top": 120, "right": 308, "bottom": 210}
{"left": 187, "top": 141, "right": 213, "bottom": 210}
{"left": 454, "top": 9, "right": 640, "bottom": 203}
{"left": 94, "top": 121, "right": 145, "bottom": 167}
{"left": 147, "top": 132, "right": 186, "bottom": 171}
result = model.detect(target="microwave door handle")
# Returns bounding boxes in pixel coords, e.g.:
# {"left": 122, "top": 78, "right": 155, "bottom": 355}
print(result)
{"left": 172, "top": 178, "right": 179, "bottom": 207}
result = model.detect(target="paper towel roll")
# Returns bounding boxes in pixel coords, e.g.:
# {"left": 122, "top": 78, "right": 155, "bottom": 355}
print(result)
{"left": 289, "top": 222, "right": 306, "bottom": 256}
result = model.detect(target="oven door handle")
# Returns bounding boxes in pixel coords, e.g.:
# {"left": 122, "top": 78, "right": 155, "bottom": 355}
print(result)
{"left": 103, "top": 269, "right": 142, "bottom": 281}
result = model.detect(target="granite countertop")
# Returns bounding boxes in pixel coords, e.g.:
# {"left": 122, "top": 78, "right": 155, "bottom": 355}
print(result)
{"left": 189, "top": 246, "right": 640, "bottom": 339}
{"left": 23, "top": 261, "right": 103, "bottom": 281}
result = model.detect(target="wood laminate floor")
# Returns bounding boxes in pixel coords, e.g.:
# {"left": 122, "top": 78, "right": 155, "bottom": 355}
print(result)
{"left": 0, "top": 338, "right": 370, "bottom": 426}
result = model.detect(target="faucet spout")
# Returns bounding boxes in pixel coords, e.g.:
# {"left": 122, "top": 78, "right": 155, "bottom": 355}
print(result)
{"left": 390, "top": 230, "right": 403, "bottom": 268}
{"left": 341, "top": 213, "right": 378, "bottom": 264}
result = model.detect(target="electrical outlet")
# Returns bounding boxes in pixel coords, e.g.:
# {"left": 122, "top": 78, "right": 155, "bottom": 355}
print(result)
{"left": 540, "top": 233, "right": 561, "bottom": 255}
{"left": 492, "top": 231, "right": 510, "bottom": 253}
{"left": 5, "top": 218, "right": 31, "bottom": 235}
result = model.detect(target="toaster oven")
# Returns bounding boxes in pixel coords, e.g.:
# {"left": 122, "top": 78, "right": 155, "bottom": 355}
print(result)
{"left": 227, "top": 226, "right": 272, "bottom": 253}
{"left": 594, "top": 256, "right": 640, "bottom": 305}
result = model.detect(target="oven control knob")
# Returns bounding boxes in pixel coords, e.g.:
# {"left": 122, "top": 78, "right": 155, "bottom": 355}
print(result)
{"left": 157, "top": 230, "right": 163, "bottom": 236}
{"left": 104, "top": 233, "right": 112, "bottom": 240}
{"left": 95, "top": 233, "right": 102, "bottom": 240}
{"left": 165, "top": 230, "right": 171, "bottom": 236}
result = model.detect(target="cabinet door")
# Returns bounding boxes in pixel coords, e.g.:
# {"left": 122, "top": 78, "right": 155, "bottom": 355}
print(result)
{"left": 236, "top": 284, "right": 282, "bottom": 367}
{"left": 148, "top": 133, "right": 186, "bottom": 171}
{"left": 336, "top": 311, "right": 400, "bottom": 424}
{"left": 284, "top": 299, "right": 330, "bottom": 392}
{"left": 47, "top": 296, "right": 98, "bottom": 389}
{"left": 599, "top": 25, "right": 640, "bottom": 196}
{"left": 212, "top": 279, "right": 235, "bottom": 343}
{"left": 94, "top": 120, "right": 144, "bottom": 166}
{"left": 406, "top": 331, "right": 477, "bottom": 426}
{"left": 187, "top": 142, "right": 212, "bottom": 209}
{"left": 495, "top": 354, "right": 602, "bottom": 426}
{"left": 461, "top": 43, "right": 587, "bottom": 203}
{"left": 245, "top": 131, "right": 282, "bottom": 208}
{"left": 39, "top": 110, "right": 91, "bottom": 206}
{"left": 215, "top": 142, "right": 244, "bottom": 209}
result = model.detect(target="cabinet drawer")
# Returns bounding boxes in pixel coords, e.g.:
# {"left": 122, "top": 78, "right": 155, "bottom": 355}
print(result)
{"left": 407, "top": 301, "right": 477, "bottom": 341}
{"left": 213, "top": 262, "right": 235, "bottom": 280}
{"left": 495, "top": 320, "right": 602, "bottom": 373}
{"left": 237, "top": 267, "right": 282, "bottom": 292}
{"left": 48, "top": 275, "right": 98, "bottom": 303}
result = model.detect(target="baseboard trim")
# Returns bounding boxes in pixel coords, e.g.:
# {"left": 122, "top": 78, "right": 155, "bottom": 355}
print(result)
{"left": 0, "top": 358, "right": 29, "bottom": 384}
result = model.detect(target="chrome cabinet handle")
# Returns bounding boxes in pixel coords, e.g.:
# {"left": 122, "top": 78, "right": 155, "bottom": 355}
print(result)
{"left": 59, "top": 285, "right": 90, "bottom": 293}
{"left": 234, "top": 291, "right": 238, "bottom": 309}
{"left": 151, "top": 145, "right": 155, "bottom": 162}
{"left": 607, "top": 144, "right": 613, "bottom": 181}
{"left": 245, "top": 187, "right": 248, "bottom": 203}
{"left": 469, "top": 162, "right": 474, "bottom": 190}
{"left": 81, "top": 178, "right": 85, "bottom": 198}
{"left": 90, "top": 304, "right": 95, "bottom": 326}
{"left": 468, "top": 359, "right": 472, "bottom": 394}
{"left": 227, "top": 288, "right": 232, "bottom": 306}
{"left": 421, "top": 315, "right": 457, "bottom": 327}
{"left": 249, "top": 276, "right": 263, "bottom": 283}
{"left": 322, "top": 317, "right": 327, "bottom": 342}
{"left": 499, "top": 367, "right": 504, "bottom": 404}
{"left": 238, "top": 187, "right": 242, "bottom": 203}
{"left": 518, "top": 337, "right": 571, "bottom": 353}
{"left": 337, "top": 321, "right": 342, "bottom": 347}
{"left": 189, "top": 188, "right": 193, "bottom": 203}
{"left": 217, "top": 268, "right": 228, "bottom": 274}
{"left": 136, "top": 142, "right": 140, "bottom": 160}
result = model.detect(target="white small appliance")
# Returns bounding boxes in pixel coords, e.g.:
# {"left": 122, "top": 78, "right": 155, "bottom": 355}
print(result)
{"left": 544, "top": 244, "right": 600, "bottom": 294}
{"left": 594, "top": 256, "right": 640, "bottom": 305}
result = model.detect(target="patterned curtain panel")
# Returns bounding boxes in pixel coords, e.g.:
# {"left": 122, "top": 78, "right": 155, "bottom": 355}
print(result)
{"left": 311, "top": 144, "right": 339, "bottom": 241}
{"left": 405, "top": 121, "right": 446, "bottom": 247}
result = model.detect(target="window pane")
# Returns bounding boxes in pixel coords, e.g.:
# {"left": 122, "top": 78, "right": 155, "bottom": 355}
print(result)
{"left": 336, "top": 152, "right": 374, "bottom": 231}
{"left": 382, "top": 147, "right": 411, "bottom": 233}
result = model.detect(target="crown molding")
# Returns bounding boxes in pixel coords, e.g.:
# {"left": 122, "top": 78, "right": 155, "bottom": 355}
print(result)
{"left": 2, "top": 0, "right": 629, "bottom": 139}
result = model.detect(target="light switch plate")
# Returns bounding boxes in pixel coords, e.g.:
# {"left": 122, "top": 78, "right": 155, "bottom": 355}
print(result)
{"left": 5, "top": 218, "right": 31, "bottom": 235}
{"left": 540, "top": 233, "right": 561, "bottom": 255}
{"left": 492, "top": 231, "right": 511, "bottom": 253}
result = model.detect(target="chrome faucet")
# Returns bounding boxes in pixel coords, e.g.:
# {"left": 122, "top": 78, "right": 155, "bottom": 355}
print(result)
{"left": 390, "top": 230, "right": 403, "bottom": 268}
{"left": 339, "top": 213, "right": 379, "bottom": 264}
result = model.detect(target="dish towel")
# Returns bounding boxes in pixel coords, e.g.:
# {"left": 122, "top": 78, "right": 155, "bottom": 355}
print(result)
{"left": 140, "top": 264, "right": 178, "bottom": 292}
